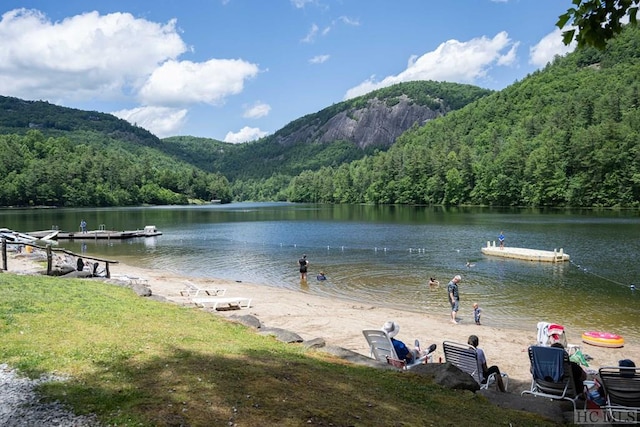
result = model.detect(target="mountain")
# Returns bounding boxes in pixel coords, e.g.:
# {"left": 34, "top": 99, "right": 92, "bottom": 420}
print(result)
{"left": 165, "top": 81, "right": 493, "bottom": 181}
{"left": 271, "top": 81, "right": 493, "bottom": 149}
{"left": 0, "top": 98, "right": 232, "bottom": 207}
{"left": 281, "top": 25, "right": 640, "bottom": 207}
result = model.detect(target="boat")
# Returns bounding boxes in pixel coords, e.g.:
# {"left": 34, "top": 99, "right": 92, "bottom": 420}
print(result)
{"left": 581, "top": 331, "right": 624, "bottom": 348}
{"left": 0, "top": 228, "right": 38, "bottom": 243}
{"left": 480, "top": 241, "right": 569, "bottom": 262}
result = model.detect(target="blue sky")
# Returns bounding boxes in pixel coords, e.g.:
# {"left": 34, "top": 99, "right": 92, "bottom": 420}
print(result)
{"left": 0, "top": 1, "right": 575, "bottom": 142}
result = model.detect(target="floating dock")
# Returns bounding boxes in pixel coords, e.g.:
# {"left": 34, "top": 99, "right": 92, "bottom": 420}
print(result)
{"left": 481, "top": 241, "right": 569, "bottom": 262}
{"left": 27, "top": 225, "right": 162, "bottom": 240}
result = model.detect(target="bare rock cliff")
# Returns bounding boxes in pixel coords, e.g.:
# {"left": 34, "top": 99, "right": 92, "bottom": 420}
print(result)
{"left": 275, "top": 95, "right": 445, "bottom": 149}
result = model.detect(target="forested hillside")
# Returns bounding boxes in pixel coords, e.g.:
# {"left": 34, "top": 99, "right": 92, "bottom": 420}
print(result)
{"left": 0, "top": 97, "right": 232, "bottom": 206}
{"left": 278, "top": 26, "right": 640, "bottom": 207}
{"left": 163, "top": 81, "right": 491, "bottom": 181}
{"left": 2, "top": 25, "right": 639, "bottom": 208}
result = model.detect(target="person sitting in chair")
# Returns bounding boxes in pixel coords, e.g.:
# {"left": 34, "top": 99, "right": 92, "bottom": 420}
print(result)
{"left": 468, "top": 335, "right": 507, "bottom": 392}
{"left": 551, "top": 342, "right": 586, "bottom": 392}
{"left": 382, "top": 320, "right": 436, "bottom": 364}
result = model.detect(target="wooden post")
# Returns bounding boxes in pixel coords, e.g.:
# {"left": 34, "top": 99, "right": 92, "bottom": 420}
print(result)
{"left": 1, "top": 238, "right": 6, "bottom": 271}
{"left": 105, "top": 262, "right": 111, "bottom": 279}
{"left": 46, "top": 245, "right": 52, "bottom": 275}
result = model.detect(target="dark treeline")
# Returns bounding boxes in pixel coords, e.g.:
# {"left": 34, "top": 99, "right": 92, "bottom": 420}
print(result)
{"left": 249, "top": 26, "right": 640, "bottom": 207}
{"left": 0, "top": 130, "right": 231, "bottom": 206}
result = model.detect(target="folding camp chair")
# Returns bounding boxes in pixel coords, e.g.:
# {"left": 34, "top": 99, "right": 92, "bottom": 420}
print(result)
{"left": 521, "top": 345, "right": 584, "bottom": 411}
{"left": 598, "top": 366, "right": 640, "bottom": 423}
{"left": 442, "top": 340, "right": 509, "bottom": 391}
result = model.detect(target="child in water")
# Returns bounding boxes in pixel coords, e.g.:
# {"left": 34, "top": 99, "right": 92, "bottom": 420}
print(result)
{"left": 473, "top": 302, "right": 482, "bottom": 325}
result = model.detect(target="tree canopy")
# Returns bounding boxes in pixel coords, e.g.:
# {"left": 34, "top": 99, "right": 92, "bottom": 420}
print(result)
{"left": 558, "top": 0, "right": 639, "bottom": 48}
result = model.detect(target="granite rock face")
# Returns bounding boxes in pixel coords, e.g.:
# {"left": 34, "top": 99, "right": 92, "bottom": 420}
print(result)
{"left": 275, "top": 95, "right": 445, "bottom": 149}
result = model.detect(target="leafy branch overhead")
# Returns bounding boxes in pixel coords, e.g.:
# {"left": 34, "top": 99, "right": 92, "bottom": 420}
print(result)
{"left": 558, "top": 0, "right": 639, "bottom": 49}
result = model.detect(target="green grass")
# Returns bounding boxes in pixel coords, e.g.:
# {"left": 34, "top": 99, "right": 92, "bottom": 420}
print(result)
{"left": 0, "top": 273, "right": 558, "bottom": 426}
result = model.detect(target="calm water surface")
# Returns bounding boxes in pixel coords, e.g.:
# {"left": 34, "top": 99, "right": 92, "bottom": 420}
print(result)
{"left": 2, "top": 203, "right": 639, "bottom": 341}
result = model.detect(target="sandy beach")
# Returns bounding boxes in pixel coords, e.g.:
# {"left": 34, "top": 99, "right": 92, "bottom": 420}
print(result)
{"left": 4, "top": 250, "right": 639, "bottom": 387}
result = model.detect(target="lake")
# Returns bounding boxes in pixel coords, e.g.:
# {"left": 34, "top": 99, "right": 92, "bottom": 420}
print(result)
{"left": 1, "top": 203, "right": 639, "bottom": 341}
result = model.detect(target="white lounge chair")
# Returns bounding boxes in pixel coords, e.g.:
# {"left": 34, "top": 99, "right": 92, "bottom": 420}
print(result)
{"left": 180, "top": 280, "right": 226, "bottom": 297}
{"left": 192, "top": 297, "right": 251, "bottom": 310}
{"left": 362, "top": 329, "right": 434, "bottom": 370}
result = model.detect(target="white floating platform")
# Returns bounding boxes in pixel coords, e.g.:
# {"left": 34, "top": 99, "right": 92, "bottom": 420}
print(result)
{"left": 481, "top": 241, "right": 569, "bottom": 262}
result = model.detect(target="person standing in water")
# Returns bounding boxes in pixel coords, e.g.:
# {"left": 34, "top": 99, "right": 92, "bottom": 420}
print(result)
{"left": 298, "top": 254, "right": 309, "bottom": 281}
{"left": 447, "top": 275, "right": 462, "bottom": 324}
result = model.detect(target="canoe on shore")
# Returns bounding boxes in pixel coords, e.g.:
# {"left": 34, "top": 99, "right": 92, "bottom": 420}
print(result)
{"left": 481, "top": 242, "right": 569, "bottom": 262}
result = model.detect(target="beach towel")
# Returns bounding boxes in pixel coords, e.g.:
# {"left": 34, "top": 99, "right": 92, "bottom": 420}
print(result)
{"left": 532, "top": 346, "right": 565, "bottom": 382}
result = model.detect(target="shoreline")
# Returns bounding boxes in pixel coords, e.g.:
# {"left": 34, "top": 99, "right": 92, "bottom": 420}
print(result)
{"left": 5, "top": 250, "right": 639, "bottom": 386}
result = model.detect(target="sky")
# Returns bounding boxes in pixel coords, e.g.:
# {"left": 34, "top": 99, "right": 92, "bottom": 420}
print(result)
{"left": 0, "top": 1, "right": 576, "bottom": 143}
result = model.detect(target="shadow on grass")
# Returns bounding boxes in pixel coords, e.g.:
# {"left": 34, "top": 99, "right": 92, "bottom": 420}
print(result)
{"left": 39, "top": 344, "right": 560, "bottom": 427}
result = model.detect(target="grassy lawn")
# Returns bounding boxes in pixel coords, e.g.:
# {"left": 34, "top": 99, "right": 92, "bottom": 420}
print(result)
{"left": 0, "top": 273, "right": 557, "bottom": 426}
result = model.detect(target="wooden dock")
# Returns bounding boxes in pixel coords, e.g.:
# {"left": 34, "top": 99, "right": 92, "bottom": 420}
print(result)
{"left": 481, "top": 241, "right": 570, "bottom": 262}
{"left": 27, "top": 225, "right": 162, "bottom": 240}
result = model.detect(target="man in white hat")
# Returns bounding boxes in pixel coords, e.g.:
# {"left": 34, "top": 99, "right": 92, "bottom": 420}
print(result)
{"left": 382, "top": 321, "right": 436, "bottom": 364}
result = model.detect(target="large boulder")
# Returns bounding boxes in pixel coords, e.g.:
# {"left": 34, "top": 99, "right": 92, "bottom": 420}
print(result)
{"left": 410, "top": 362, "right": 480, "bottom": 392}
{"left": 258, "top": 327, "right": 303, "bottom": 343}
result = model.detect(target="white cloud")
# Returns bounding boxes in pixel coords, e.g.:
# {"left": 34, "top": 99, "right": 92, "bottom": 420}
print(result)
{"left": 0, "top": 8, "right": 187, "bottom": 100}
{"left": 112, "top": 106, "right": 188, "bottom": 138}
{"left": 224, "top": 126, "right": 269, "bottom": 143}
{"left": 344, "top": 32, "right": 517, "bottom": 99}
{"left": 338, "top": 16, "right": 360, "bottom": 26}
{"left": 290, "top": 0, "right": 316, "bottom": 8}
{"left": 302, "top": 23, "right": 319, "bottom": 43}
{"left": 138, "top": 59, "right": 260, "bottom": 106}
{"left": 529, "top": 28, "right": 575, "bottom": 67}
{"left": 309, "top": 54, "right": 330, "bottom": 64}
{"left": 243, "top": 102, "right": 271, "bottom": 119}
{"left": 0, "top": 8, "right": 262, "bottom": 139}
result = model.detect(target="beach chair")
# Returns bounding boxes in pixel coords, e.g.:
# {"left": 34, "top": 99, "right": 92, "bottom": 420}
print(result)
{"left": 362, "top": 330, "right": 432, "bottom": 370}
{"left": 536, "top": 321, "right": 581, "bottom": 356}
{"left": 598, "top": 366, "right": 640, "bottom": 423}
{"left": 191, "top": 296, "right": 251, "bottom": 310}
{"left": 521, "top": 345, "right": 584, "bottom": 411}
{"left": 442, "top": 340, "right": 509, "bottom": 391}
{"left": 180, "top": 280, "right": 226, "bottom": 297}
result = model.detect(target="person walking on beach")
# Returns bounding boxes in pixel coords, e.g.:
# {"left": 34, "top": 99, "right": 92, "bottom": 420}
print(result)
{"left": 498, "top": 231, "right": 505, "bottom": 249}
{"left": 298, "top": 254, "right": 309, "bottom": 281}
{"left": 447, "top": 275, "right": 461, "bottom": 324}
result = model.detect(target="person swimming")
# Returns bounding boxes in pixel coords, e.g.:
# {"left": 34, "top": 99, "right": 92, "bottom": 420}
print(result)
{"left": 316, "top": 272, "right": 326, "bottom": 281}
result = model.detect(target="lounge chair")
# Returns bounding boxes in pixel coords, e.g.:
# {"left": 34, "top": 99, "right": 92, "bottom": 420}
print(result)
{"left": 536, "top": 321, "right": 581, "bottom": 356}
{"left": 442, "top": 340, "right": 509, "bottom": 391}
{"left": 362, "top": 330, "right": 433, "bottom": 370}
{"left": 180, "top": 280, "right": 226, "bottom": 297}
{"left": 598, "top": 366, "right": 640, "bottom": 423}
{"left": 521, "top": 345, "right": 584, "bottom": 411}
{"left": 191, "top": 296, "right": 251, "bottom": 310}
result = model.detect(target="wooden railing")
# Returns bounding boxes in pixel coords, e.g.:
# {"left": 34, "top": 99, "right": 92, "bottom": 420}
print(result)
{"left": 1, "top": 238, "right": 118, "bottom": 278}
